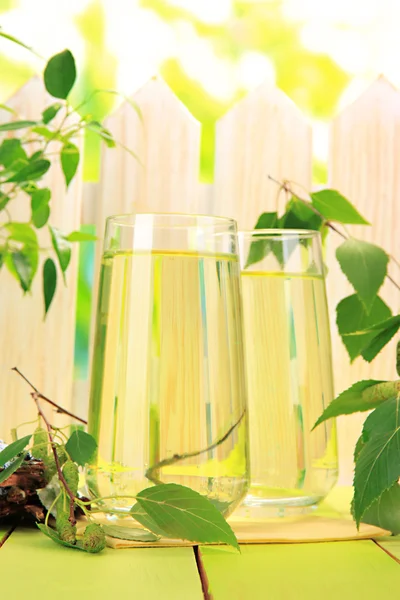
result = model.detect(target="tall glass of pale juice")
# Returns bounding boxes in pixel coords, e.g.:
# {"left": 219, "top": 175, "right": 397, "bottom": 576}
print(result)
{"left": 87, "top": 214, "right": 249, "bottom": 519}
{"left": 237, "top": 229, "right": 338, "bottom": 517}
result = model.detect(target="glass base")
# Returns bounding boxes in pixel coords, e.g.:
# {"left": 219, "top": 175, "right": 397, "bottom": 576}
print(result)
{"left": 232, "top": 493, "right": 323, "bottom": 519}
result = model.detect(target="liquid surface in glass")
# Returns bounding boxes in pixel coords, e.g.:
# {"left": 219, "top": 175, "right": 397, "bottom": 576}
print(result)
{"left": 241, "top": 270, "right": 338, "bottom": 511}
{"left": 87, "top": 250, "right": 248, "bottom": 516}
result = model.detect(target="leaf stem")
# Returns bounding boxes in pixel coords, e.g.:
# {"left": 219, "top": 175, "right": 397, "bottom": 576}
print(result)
{"left": 12, "top": 367, "right": 87, "bottom": 424}
{"left": 31, "top": 392, "right": 76, "bottom": 525}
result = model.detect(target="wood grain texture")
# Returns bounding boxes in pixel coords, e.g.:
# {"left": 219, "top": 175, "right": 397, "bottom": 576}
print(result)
{"left": 0, "top": 528, "right": 203, "bottom": 599}
{"left": 90, "top": 78, "right": 201, "bottom": 358}
{"left": 200, "top": 540, "right": 400, "bottom": 599}
{"left": 0, "top": 77, "right": 82, "bottom": 439}
{"left": 213, "top": 81, "right": 312, "bottom": 229}
{"left": 328, "top": 77, "right": 400, "bottom": 485}
{"left": 94, "top": 76, "right": 200, "bottom": 244}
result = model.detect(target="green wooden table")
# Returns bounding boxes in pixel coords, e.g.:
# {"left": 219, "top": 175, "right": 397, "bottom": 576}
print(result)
{"left": 1, "top": 494, "right": 399, "bottom": 599}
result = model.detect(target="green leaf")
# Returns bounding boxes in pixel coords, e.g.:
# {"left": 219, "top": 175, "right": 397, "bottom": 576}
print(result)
{"left": 87, "top": 121, "right": 116, "bottom": 148}
{"left": 44, "top": 50, "right": 76, "bottom": 100}
{"left": 6, "top": 222, "right": 38, "bottom": 246}
{"left": 42, "top": 103, "right": 63, "bottom": 124}
{"left": 101, "top": 524, "right": 159, "bottom": 542}
{"left": 0, "top": 120, "right": 36, "bottom": 132}
{"left": 31, "top": 125, "right": 60, "bottom": 141}
{"left": 43, "top": 258, "right": 57, "bottom": 315}
{"left": 60, "top": 143, "right": 79, "bottom": 187}
{"left": 0, "top": 138, "right": 27, "bottom": 168}
{"left": 65, "top": 430, "right": 97, "bottom": 467}
{"left": 49, "top": 226, "right": 71, "bottom": 279}
{"left": 360, "top": 317, "right": 400, "bottom": 363}
{"left": 11, "top": 251, "right": 34, "bottom": 292}
{"left": 311, "top": 189, "right": 370, "bottom": 225}
{"left": 37, "top": 524, "right": 86, "bottom": 551}
{"left": 65, "top": 231, "right": 97, "bottom": 242}
{"left": 134, "top": 483, "right": 239, "bottom": 549}
{"left": 6, "top": 159, "right": 51, "bottom": 183}
{"left": 336, "top": 239, "right": 389, "bottom": 312}
{"left": 397, "top": 341, "right": 400, "bottom": 377}
{"left": 0, "top": 192, "right": 11, "bottom": 211}
{"left": 279, "top": 197, "right": 323, "bottom": 231}
{"left": 361, "top": 483, "right": 400, "bottom": 534}
{"left": 5, "top": 223, "right": 38, "bottom": 291}
{"left": 353, "top": 396, "right": 400, "bottom": 525}
{"left": 0, "top": 435, "right": 31, "bottom": 468}
{"left": 244, "top": 212, "right": 278, "bottom": 268}
{"left": 130, "top": 503, "right": 168, "bottom": 537}
{"left": 0, "top": 454, "right": 26, "bottom": 484}
{"left": 0, "top": 247, "right": 4, "bottom": 270}
{"left": 313, "top": 380, "right": 387, "bottom": 429}
{"left": 336, "top": 295, "right": 392, "bottom": 361}
{"left": 31, "top": 188, "right": 51, "bottom": 228}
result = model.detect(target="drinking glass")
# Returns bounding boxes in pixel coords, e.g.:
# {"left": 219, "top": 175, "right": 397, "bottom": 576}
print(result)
{"left": 237, "top": 229, "right": 338, "bottom": 517}
{"left": 87, "top": 213, "right": 249, "bottom": 518}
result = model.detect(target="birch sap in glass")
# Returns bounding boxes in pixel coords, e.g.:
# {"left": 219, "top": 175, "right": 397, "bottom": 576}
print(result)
{"left": 238, "top": 230, "right": 338, "bottom": 516}
{"left": 87, "top": 214, "right": 249, "bottom": 518}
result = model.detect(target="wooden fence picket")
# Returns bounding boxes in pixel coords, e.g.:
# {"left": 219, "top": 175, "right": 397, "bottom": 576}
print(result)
{"left": 213, "top": 81, "right": 312, "bottom": 228}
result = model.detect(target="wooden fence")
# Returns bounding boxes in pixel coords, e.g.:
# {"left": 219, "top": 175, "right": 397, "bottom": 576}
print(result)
{"left": 1, "top": 75, "right": 399, "bottom": 484}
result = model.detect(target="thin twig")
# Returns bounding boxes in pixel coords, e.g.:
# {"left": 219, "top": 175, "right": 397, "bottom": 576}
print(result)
{"left": 145, "top": 409, "right": 246, "bottom": 485}
{"left": 12, "top": 367, "right": 87, "bottom": 425}
{"left": 268, "top": 175, "right": 400, "bottom": 293}
{"left": 31, "top": 392, "right": 76, "bottom": 525}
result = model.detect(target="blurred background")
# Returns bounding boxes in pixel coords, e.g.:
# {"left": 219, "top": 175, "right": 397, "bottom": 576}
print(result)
{"left": 1, "top": 0, "right": 399, "bottom": 380}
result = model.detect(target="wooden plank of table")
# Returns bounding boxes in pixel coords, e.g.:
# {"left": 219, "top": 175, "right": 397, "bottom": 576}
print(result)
{"left": 199, "top": 540, "right": 400, "bottom": 599}
{"left": 0, "top": 526, "right": 14, "bottom": 548}
{"left": 375, "top": 536, "right": 400, "bottom": 563}
{"left": 0, "top": 528, "right": 204, "bottom": 600}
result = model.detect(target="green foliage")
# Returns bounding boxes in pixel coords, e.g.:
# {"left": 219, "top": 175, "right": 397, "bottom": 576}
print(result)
{"left": 65, "top": 430, "right": 97, "bottom": 466}
{"left": 0, "top": 41, "right": 118, "bottom": 315}
{"left": 42, "top": 103, "right": 62, "bottom": 124}
{"left": 360, "top": 317, "right": 400, "bottom": 363}
{"left": 0, "top": 454, "right": 26, "bottom": 484}
{"left": 361, "top": 483, "right": 400, "bottom": 535}
{"left": 101, "top": 524, "right": 160, "bottom": 542}
{"left": 49, "top": 226, "right": 72, "bottom": 280}
{"left": 0, "top": 434, "right": 31, "bottom": 483}
{"left": 336, "top": 295, "right": 392, "bottom": 362}
{"left": 43, "top": 258, "right": 57, "bottom": 315}
{"left": 60, "top": 143, "right": 80, "bottom": 187}
{"left": 244, "top": 212, "right": 278, "bottom": 268}
{"left": 336, "top": 239, "right": 388, "bottom": 313}
{"left": 44, "top": 50, "right": 76, "bottom": 99}
{"left": 133, "top": 483, "right": 239, "bottom": 550}
{"left": 310, "top": 190, "right": 370, "bottom": 225}
{"left": 353, "top": 396, "right": 400, "bottom": 526}
{"left": 0, "top": 434, "right": 31, "bottom": 467}
{"left": 313, "top": 380, "right": 387, "bottom": 428}
{"left": 0, "top": 120, "right": 36, "bottom": 132}
{"left": 31, "top": 188, "right": 51, "bottom": 228}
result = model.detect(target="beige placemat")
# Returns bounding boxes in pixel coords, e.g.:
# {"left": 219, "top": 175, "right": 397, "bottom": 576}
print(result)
{"left": 76, "top": 488, "right": 389, "bottom": 549}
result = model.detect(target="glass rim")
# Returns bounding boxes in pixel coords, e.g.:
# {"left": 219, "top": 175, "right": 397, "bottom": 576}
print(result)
{"left": 238, "top": 228, "right": 320, "bottom": 240}
{"left": 106, "top": 212, "right": 237, "bottom": 231}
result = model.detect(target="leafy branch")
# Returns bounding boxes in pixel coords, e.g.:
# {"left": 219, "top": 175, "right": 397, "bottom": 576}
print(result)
{"left": 249, "top": 177, "right": 400, "bottom": 365}
{"left": 0, "top": 368, "right": 239, "bottom": 554}
{"left": 0, "top": 38, "right": 140, "bottom": 315}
